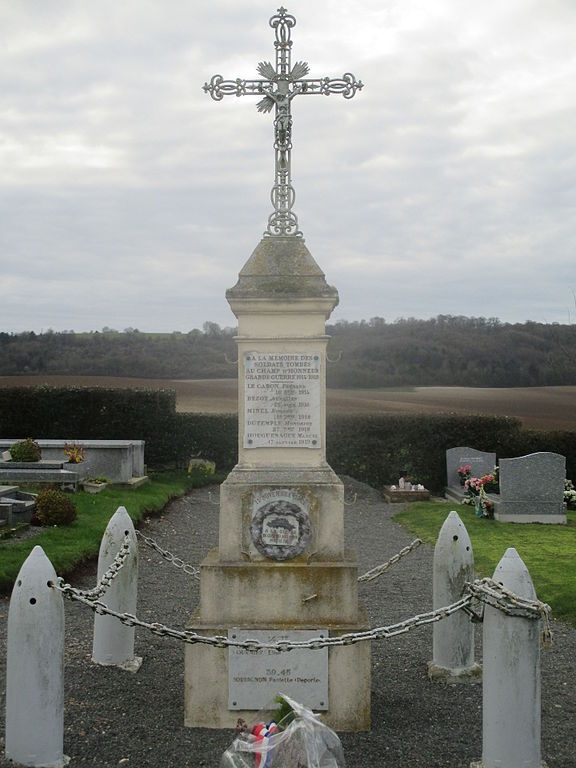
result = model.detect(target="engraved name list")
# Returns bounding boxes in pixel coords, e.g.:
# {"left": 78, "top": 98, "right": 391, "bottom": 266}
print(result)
{"left": 244, "top": 352, "right": 321, "bottom": 448}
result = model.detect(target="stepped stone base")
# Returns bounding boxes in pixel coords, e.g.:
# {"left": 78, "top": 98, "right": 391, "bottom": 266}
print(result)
{"left": 198, "top": 547, "right": 360, "bottom": 625}
{"left": 444, "top": 485, "right": 467, "bottom": 504}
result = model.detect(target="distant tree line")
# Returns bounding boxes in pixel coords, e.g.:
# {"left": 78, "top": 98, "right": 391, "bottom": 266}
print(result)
{"left": 1, "top": 316, "right": 575, "bottom": 387}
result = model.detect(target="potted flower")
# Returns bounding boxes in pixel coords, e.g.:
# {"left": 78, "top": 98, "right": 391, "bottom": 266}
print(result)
{"left": 63, "top": 442, "right": 86, "bottom": 464}
{"left": 457, "top": 465, "right": 471, "bottom": 486}
{"left": 82, "top": 476, "right": 109, "bottom": 494}
{"left": 482, "top": 466, "right": 499, "bottom": 494}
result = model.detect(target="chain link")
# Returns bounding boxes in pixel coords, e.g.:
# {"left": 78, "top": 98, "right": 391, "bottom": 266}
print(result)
{"left": 55, "top": 533, "right": 132, "bottom": 600}
{"left": 136, "top": 529, "right": 200, "bottom": 580}
{"left": 358, "top": 539, "right": 423, "bottom": 583}
{"left": 464, "top": 578, "right": 553, "bottom": 645}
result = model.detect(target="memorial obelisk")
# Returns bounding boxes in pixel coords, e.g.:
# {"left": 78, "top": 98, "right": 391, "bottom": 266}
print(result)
{"left": 185, "top": 7, "right": 370, "bottom": 730}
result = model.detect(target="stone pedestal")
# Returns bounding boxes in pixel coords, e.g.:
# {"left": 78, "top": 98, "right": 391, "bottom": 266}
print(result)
{"left": 184, "top": 237, "right": 370, "bottom": 730}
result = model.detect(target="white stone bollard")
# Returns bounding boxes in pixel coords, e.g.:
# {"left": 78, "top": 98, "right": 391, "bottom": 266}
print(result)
{"left": 428, "top": 510, "right": 481, "bottom": 681}
{"left": 472, "top": 548, "right": 545, "bottom": 768}
{"left": 6, "top": 546, "right": 69, "bottom": 767}
{"left": 92, "top": 506, "right": 142, "bottom": 671}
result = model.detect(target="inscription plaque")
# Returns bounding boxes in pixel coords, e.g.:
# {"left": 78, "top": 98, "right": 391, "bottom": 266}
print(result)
{"left": 244, "top": 352, "right": 321, "bottom": 448}
{"left": 228, "top": 629, "right": 328, "bottom": 710}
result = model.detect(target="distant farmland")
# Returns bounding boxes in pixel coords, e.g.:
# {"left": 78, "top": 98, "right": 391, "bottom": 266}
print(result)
{"left": 1, "top": 375, "right": 575, "bottom": 431}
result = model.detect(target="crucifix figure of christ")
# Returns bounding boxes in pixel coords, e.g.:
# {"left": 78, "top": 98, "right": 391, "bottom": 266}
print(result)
{"left": 203, "top": 7, "right": 363, "bottom": 238}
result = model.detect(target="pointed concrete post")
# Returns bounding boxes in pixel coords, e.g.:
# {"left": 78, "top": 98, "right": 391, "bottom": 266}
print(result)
{"left": 472, "top": 548, "right": 545, "bottom": 768}
{"left": 92, "top": 506, "right": 142, "bottom": 671}
{"left": 428, "top": 510, "right": 481, "bottom": 681}
{"left": 6, "top": 546, "right": 69, "bottom": 767}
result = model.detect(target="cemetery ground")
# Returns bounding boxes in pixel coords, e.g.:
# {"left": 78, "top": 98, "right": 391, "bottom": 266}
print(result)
{"left": 0, "top": 472, "right": 215, "bottom": 593}
{"left": 2, "top": 375, "right": 576, "bottom": 430}
{"left": 1, "top": 478, "right": 575, "bottom": 766}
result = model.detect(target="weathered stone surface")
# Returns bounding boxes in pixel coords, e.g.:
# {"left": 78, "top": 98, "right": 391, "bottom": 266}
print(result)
{"left": 186, "top": 229, "right": 369, "bottom": 730}
{"left": 198, "top": 548, "right": 360, "bottom": 625}
{"left": 226, "top": 237, "right": 339, "bottom": 300}
{"left": 185, "top": 609, "right": 371, "bottom": 731}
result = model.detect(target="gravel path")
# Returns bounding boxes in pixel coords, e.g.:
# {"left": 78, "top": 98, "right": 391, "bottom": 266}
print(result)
{"left": 1, "top": 477, "right": 574, "bottom": 767}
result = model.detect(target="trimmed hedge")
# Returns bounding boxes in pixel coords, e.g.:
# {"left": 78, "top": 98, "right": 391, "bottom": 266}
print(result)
{"left": 1, "top": 386, "right": 575, "bottom": 490}
{"left": 174, "top": 412, "right": 238, "bottom": 470}
{"left": 0, "top": 386, "right": 178, "bottom": 467}
{"left": 326, "top": 413, "right": 524, "bottom": 492}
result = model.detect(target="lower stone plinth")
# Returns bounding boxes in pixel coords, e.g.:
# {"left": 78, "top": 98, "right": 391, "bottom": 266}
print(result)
{"left": 198, "top": 548, "right": 360, "bottom": 625}
{"left": 184, "top": 611, "right": 371, "bottom": 731}
{"left": 427, "top": 661, "right": 482, "bottom": 683}
{"left": 492, "top": 498, "right": 567, "bottom": 524}
{"left": 470, "top": 762, "right": 548, "bottom": 767}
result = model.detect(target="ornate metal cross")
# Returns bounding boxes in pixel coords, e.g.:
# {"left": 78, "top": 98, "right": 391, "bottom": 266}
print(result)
{"left": 203, "top": 7, "right": 363, "bottom": 238}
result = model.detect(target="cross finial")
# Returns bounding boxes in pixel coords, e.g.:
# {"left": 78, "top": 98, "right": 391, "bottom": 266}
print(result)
{"left": 203, "top": 8, "right": 363, "bottom": 238}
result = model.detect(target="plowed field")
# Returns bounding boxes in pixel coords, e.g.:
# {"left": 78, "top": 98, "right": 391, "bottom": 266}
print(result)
{"left": 1, "top": 375, "right": 575, "bottom": 431}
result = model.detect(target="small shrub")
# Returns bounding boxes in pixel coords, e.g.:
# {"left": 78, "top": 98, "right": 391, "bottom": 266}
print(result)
{"left": 34, "top": 489, "right": 77, "bottom": 526}
{"left": 10, "top": 438, "right": 42, "bottom": 462}
{"left": 187, "top": 458, "right": 216, "bottom": 478}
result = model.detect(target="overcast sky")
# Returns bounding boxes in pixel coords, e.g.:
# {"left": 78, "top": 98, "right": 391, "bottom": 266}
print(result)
{"left": 1, "top": 0, "right": 575, "bottom": 333}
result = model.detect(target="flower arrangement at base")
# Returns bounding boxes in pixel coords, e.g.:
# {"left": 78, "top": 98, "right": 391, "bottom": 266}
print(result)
{"left": 482, "top": 466, "right": 499, "bottom": 493}
{"left": 222, "top": 694, "right": 345, "bottom": 768}
{"left": 564, "top": 479, "right": 576, "bottom": 510}
{"left": 457, "top": 465, "right": 471, "bottom": 485}
{"left": 462, "top": 472, "right": 496, "bottom": 519}
{"left": 463, "top": 476, "right": 484, "bottom": 498}
{"left": 475, "top": 489, "right": 495, "bottom": 519}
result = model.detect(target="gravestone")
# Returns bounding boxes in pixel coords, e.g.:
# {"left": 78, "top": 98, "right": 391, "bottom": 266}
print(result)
{"left": 446, "top": 447, "right": 496, "bottom": 488}
{"left": 185, "top": 8, "right": 369, "bottom": 731}
{"left": 445, "top": 446, "right": 496, "bottom": 503}
{"left": 494, "top": 452, "right": 566, "bottom": 524}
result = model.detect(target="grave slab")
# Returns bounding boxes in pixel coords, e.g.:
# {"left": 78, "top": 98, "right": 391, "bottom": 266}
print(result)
{"left": 494, "top": 452, "right": 566, "bottom": 524}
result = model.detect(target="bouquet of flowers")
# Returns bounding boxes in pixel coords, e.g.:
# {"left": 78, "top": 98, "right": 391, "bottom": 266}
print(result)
{"left": 457, "top": 465, "right": 471, "bottom": 485}
{"left": 220, "top": 694, "right": 345, "bottom": 768}
{"left": 463, "top": 476, "right": 484, "bottom": 497}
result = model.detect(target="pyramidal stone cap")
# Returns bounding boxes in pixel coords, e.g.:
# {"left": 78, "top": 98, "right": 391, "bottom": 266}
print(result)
{"left": 226, "top": 236, "right": 339, "bottom": 302}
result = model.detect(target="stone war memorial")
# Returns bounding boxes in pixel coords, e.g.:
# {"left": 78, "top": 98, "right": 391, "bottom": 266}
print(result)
{"left": 185, "top": 8, "right": 369, "bottom": 730}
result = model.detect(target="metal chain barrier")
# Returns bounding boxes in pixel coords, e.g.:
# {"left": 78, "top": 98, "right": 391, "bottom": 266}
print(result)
{"left": 55, "top": 532, "right": 132, "bottom": 600}
{"left": 358, "top": 539, "right": 423, "bottom": 582}
{"left": 54, "top": 584, "right": 474, "bottom": 649}
{"left": 464, "top": 577, "right": 553, "bottom": 645}
{"left": 136, "top": 529, "right": 200, "bottom": 580}
{"left": 53, "top": 576, "right": 551, "bottom": 652}
{"left": 52, "top": 534, "right": 552, "bottom": 652}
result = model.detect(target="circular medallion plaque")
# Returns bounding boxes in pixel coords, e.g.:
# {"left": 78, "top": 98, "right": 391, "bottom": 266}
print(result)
{"left": 250, "top": 499, "right": 312, "bottom": 561}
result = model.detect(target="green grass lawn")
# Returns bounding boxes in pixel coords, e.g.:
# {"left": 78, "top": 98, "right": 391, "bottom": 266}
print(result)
{"left": 394, "top": 501, "right": 576, "bottom": 625}
{"left": 0, "top": 471, "right": 219, "bottom": 594}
